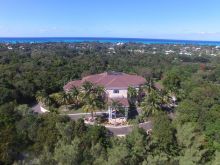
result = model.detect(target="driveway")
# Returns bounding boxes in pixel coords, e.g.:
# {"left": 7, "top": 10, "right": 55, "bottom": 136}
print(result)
{"left": 67, "top": 111, "right": 108, "bottom": 120}
{"left": 105, "top": 121, "right": 152, "bottom": 136}
{"left": 32, "top": 104, "right": 152, "bottom": 136}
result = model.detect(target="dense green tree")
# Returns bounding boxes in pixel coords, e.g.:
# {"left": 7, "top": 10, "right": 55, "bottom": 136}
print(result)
{"left": 1, "top": 42, "right": 220, "bottom": 164}
{"left": 152, "top": 112, "right": 177, "bottom": 153}
{"left": 176, "top": 99, "right": 200, "bottom": 124}
{"left": 86, "top": 125, "right": 111, "bottom": 147}
{"left": 0, "top": 87, "right": 16, "bottom": 105}
{"left": 126, "top": 127, "right": 149, "bottom": 163}
{"left": 212, "top": 151, "right": 220, "bottom": 165}
{"left": 107, "top": 143, "right": 130, "bottom": 165}
{"left": 176, "top": 122, "right": 213, "bottom": 165}
{"left": 54, "top": 138, "right": 82, "bottom": 165}
{"left": 141, "top": 89, "right": 163, "bottom": 117}
{"left": 32, "top": 113, "right": 67, "bottom": 153}
{"left": 163, "top": 70, "right": 182, "bottom": 93}
{"left": 0, "top": 103, "right": 20, "bottom": 164}
{"left": 205, "top": 119, "right": 220, "bottom": 150}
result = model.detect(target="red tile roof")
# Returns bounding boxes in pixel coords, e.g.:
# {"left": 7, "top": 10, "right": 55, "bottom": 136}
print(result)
{"left": 108, "top": 97, "right": 129, "bottom": 107}
{"left": 64, "top": 72, "right": 146, "bottom": 91}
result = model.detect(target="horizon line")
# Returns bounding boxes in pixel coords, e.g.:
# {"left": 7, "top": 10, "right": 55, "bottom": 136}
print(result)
{"left": 0, "top": 36, "right": 220, "bottom": 43}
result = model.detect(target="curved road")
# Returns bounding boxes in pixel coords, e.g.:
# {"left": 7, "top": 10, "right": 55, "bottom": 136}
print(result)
{"left": 32, "top": 104, "right": 152, "bottom": 136}
{"left": 105, "top": 122, "right": 152, "bottom": 136}
{"left": 68, "top": 113, "right": 152, "bottom": 136}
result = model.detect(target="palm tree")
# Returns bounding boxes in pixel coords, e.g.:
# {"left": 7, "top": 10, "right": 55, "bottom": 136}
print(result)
{"left": 36, "top": 90, "right": 53, "bottom": 111}
{"left": 80, "top": 81, "right": 95, "bottom": 102}
{"left": 127, "top": 86, "right": 137, "bottom": 106}
{"left": 49, "top": 92, "right": 60, "bottom": 103}
{"left": 141, "top": 80, "right": 154, "bottom": 96}
{"left": 36, "top": 90, "right": 45, "bottom": 104}
{"left": 36, "top": 90, "right": 49, "bottom": 106}
{"left": 81, "top": 93, "right": 104, "bottom": 120}
{"left": 94, "top": 85, "right": 106, "bottom": 101}
{"left": 147, "top": 78, "right": 155, "bottom": 93}
{"left": 81, "top": 81, "right": 106, "bottom": 101}
{"left": 110, "top": 99, "right": 123, "bottom": 119}
{"left": 137, "top": 86, "right": 144, "bottom": 105}
{"left": 81, "top": 81, "right": 94, "bottom": 94}
{"left": 81, "top": 82, "right": 106, "bottom": 120}
{"left": 56, "top": 92, "right": 71, "bottom": 110}
{"left": 161, "top": 90, "right": 170, "bottom": 105}
{"left": 69, "top": 87, "right": 81, "bottom": 108}
{"left": 44, "top": 95, "right": 52, "bottom": 108}
{"left": 141, "top": 88, "right": 162, "bottom": 117}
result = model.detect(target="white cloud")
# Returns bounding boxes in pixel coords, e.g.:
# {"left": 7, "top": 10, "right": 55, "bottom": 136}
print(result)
{"left": 197, "top": 31, "right": 220, "bottom": 35}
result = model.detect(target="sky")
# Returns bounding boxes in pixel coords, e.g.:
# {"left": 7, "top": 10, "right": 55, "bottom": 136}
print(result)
{"left": 1, "top": 0, "right": 220, "bottom": 40}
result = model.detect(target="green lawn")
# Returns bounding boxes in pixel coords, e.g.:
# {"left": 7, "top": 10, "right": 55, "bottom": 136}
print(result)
{"left": 58, "top": 105, "right": 85, "bottom": 114}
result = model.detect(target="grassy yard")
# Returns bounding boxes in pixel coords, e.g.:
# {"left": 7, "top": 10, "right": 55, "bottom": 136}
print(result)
{"left": 58, "top": 105, "right": 85, "bottom": 114}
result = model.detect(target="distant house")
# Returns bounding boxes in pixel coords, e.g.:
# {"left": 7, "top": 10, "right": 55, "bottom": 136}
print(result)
{"left": 64, "top": 72, "right": 146, "bottom": 120}
{"left": 7, "top": 46, "right": 13, "bottom": 50}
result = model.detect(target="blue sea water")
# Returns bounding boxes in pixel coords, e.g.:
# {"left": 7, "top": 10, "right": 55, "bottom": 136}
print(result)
{"left": 0, "top": 37, "right": 220, "bottom": 46}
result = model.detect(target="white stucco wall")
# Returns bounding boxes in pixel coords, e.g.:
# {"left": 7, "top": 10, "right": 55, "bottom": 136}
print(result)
{"left": 107, "top": 89, "right": 128, "bottom": 98}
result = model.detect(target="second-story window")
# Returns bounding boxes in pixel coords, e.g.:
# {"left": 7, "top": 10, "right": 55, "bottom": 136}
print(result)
{"left": 113, "top": 89, "right": 119, "bottom": 94}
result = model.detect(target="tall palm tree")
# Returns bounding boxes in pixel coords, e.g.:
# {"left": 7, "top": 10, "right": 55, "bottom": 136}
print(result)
{"left": 81, "top": 82, "right": 106, "bottom": 120}
{"left": 141, "top": 88, "right": 162, "bottom": 117}
{"left": 81, "top": 81, "right": 106, "bottom": 102}
{"left": 36, "top": 90, "right": 53, "bottom": 111}
{"left": 141, "top": 80, "right": 155, "bottom": 96}
{"left": 148, "top": 78, "right": 155, "bottom": 93}
{"left": 36, "top": 90, "right": 49, "bottom": 106}
{"left": 36, "top": 90, "right": 44, "bottom": 103}
{"left": 49, "top": 92, "right": 60, "bottom": 103}
{"left": 44, "top": 95, "right": 52, "bottom": 108}
{"left": 127, "top": 86, "right": 137, "bottom": 106}
{"left": 94, "top": 85, "right": 106, "bottom": 101}
{"left": 81, "top": 81, "right": 94, "bottom": 94}
{"left": 81, "top": 93, "right": 104, "bottom": 120}
{"left": 137, "top": 86, "right": 145, "bottom": 105}
{"left": 161, "top": 90, "right": 170, "bottom": 105}
{"left": 69, "top": 87, "right": 81, "bottom": 108}
{"left": 56, "top": 92, "right": 71, "bottom": 110}
{"left": 110, "top": 99, "right": 123, "bottom": 119}
{"left": 80, "top": 81, "right": 95, "bottom": 102}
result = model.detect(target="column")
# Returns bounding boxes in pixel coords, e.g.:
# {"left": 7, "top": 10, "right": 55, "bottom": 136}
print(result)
{"left": 108, "top": 106, "right": 112, "bottom": 120}
{"left": 125, "top": 107, "right": 128, "bottom": 119}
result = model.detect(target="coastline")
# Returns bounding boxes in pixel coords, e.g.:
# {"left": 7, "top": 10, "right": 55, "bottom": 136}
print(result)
{"left": 1, "top": 37, "right": 220, "bottom": 46}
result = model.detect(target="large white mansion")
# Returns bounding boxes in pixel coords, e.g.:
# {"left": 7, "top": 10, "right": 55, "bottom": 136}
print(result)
{"left": 64, "top": 72, "right": 146, "bottom": 120}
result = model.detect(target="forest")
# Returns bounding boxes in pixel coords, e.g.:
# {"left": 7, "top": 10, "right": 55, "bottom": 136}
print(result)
{"left": 1, "top": 42, "right": 220, "bottom": 164}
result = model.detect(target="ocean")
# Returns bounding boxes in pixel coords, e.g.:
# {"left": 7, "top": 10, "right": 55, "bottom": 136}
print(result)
{"left": 0, "top": 37, "right": 220, "bottom": 46}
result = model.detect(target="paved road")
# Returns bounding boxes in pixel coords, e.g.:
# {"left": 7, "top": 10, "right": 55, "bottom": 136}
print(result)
{"left": 67, "top": 111, "right": 108, "bottom": 120}
{"left": 32, "top": 104, "right": 152, "bottom": 136}
{"left": 105, "top": 121, "right": 152, "bottom": 136}
{"left": 67, "top": 111, "right": 153, "bottom": 136}
{"left": 68, "top": 112, "right": 152, "bottom": 136}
